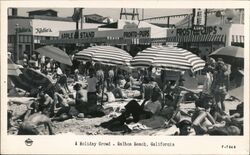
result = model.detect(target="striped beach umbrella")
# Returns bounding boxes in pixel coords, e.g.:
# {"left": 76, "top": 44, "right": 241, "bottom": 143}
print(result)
{"left": 131, "top": 46, "right": 205, "bottom": 72}
{"left": 75, "top": 46, "right": 132, "bottom": 66}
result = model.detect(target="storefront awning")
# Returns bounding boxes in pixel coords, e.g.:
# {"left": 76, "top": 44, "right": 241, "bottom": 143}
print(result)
{"left": 232, "top": 35, "right": 244, "bottom": 43}
{"left": 166, "top": 35, "right": 226, "bottom": 43}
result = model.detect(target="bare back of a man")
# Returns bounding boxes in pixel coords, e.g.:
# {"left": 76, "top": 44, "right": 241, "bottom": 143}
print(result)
{"left": 18, "top": 113, "right": 54, "bottom": 135}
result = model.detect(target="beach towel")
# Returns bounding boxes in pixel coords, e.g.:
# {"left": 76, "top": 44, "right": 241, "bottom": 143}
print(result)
{"left": 127, "top": 116, "right": 166, "bottom": 131}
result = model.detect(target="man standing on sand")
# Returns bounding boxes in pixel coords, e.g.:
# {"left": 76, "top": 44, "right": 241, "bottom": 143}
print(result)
{"left": 86, "top": 68, "right": 99, "bottom": 109}
{"left": 211, "top": 58, "right": 230, "bottom": 114}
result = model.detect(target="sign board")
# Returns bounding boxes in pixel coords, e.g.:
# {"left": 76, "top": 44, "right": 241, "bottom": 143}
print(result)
{"left": 123, "top": 27, "right": 151, "bottom": 39}
{"left": 32, "top": 19, "right": 77, "bottom": 36}
{"left": 59, "top": 27, "right": 151, "bottom": 40}
{"left": 167, "top": 25, "right": 230, "bottom": 37}
{"left": 59, "top": 29, "right": 97, "bottom": 39}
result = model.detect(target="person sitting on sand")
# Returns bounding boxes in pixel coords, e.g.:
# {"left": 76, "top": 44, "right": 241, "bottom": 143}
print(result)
{"left": 53, "top": 74, "right": 74, "bottom": 108}
{"left": 74, "top": 83, "right": 88, "bottom": 114}
{"left": 95, "top": 63, "right": 104, "bottom": 94}
{"left": 107, "top": 67, "right": 115, "bottom": 90}
{"left": 106, "top": 83, "right": 127, "bottom": 100}
{"left": 18, "top": 113, "right": 54, "bottom": 135}
{"left": 101, "top": 87, "right": 162, "bottom": 128}
{"left": 141, "top": 76, "right": 157, "bottom": 102}
{"left": 160, "top": 86, "right": 188, "bottom": 128}
{"left": 191, "top": 94, "right": 217, "bottom": 135}
{"left": 207, "top": 102, "right": 243, "bottom": 135}
{"left": 36, "top": 88, "right": 54, "bottom": 117}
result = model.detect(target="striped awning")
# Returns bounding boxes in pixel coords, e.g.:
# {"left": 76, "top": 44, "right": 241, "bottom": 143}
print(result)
{"left": 166, "top": 35, "right": 225, "bottom": 43}
{"left": 131, "top": 46, "right": 205, "bottom": 72}
{"left": 75, "top": 46, "right": 132, "bottom": 66}
{"left": 232, "top": 35, "right": 244, "bottom": 43}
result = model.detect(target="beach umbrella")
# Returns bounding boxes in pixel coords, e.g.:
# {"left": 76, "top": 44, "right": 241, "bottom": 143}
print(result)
{"left": 35, "top": 45, "right": 72, "bottom": 66}
{"left": 229, "top": 85, "right": 243, "bottom": 101}
{"left": 20, "top": 68, "right": 54, "bottom": 91}
{"left": 9, "top": 68, "right": 53, "bottom": 93}
{"left": 75, "top": 46, "right": 133, "bottom": 105}
{"left": 131, "top": 46, "right": 205, "bottom": 72}
{"left": 209, "top": 46, "right": 244, "bottom": 67}
{"left": 8, "top": 58, "right": 22, "bottom": 76}
{"left": 210, "top": 46, "right": 244, "bottom": 59}
{"left": 75, "top": 46, "right": 132, "bottom": 66}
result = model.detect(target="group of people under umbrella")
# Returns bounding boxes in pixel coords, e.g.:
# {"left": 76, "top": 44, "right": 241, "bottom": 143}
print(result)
{"left": 7, "top": 44, "right": 244, "bottom": 136}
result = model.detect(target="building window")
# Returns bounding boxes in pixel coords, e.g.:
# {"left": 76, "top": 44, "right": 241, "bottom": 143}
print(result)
{"left": 19, "top": 35, "right": 24, "bottom": 43}
{"left": 27, "top": 36, "right": 31, "bottom": 42}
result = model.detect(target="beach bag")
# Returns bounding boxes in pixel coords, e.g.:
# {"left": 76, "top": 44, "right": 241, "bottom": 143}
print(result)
{"left": 106, "top": 92, "right": 116, "bottom": 102}
{"left": 214, "top": 85, "right": 227, "bottom": 94}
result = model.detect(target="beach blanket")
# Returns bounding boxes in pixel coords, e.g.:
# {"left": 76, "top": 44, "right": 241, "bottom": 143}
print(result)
{"left": 127, "top": 116, "right": 166, "bottom": 131}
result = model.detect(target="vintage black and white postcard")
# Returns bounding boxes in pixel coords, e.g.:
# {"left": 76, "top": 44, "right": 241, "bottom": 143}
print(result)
{"left": 1, "top": 0, "right": 249, "bottom": 154}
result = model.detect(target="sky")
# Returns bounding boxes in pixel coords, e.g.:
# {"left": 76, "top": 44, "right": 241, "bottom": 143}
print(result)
{"left": 16, "top": 8, "right": 192, "bottom": 24}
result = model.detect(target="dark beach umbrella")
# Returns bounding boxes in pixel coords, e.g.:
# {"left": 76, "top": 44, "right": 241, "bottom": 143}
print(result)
{"left": 35, "top": 45, "right": 73, "bottom": 66}
{"left": 229, "top": 85, "right": 243, "bottom": 101}
{"left": 210, "top": 46, "right": 244, "bottom": 59}
{"left": 209, "top": 46, "right": 244, "bottom": 67}
{"left": 9, "top": 68, "right": 53, "bottom": 93}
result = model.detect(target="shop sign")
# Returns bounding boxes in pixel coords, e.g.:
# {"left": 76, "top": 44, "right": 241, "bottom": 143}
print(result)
{"left": 35, "top": 27, "right": 52, "bottom": 34}
{"left": 123, "top": 28, "right": 150, "bottom": 38}
{"left": 176, "top": 26, "right": 220, "bottom": 36}
{"left": 60, "top": 30, "right": 96, "bottom": 39}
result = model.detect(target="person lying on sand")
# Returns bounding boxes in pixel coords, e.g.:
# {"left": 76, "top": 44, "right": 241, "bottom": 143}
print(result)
{"left": 100, "top": 87, "right": 162, "bottom": 128}
{"left": 18, "top": 113, "right": 55, "bottom": 135}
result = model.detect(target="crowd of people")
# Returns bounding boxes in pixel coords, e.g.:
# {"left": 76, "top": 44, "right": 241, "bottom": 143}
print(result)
{"left": 7, "top": 54, "right": 243, "bottom": 136}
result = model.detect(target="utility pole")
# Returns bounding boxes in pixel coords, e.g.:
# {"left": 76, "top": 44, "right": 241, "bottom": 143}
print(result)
{"left": 120, "top": 8, "right": 139, "bottom": 20}
{"left": 142, "top": 9, "right": 144, "bottom": 20}
{"left": 191, "top": 9, "right": 196, "bottom": 28}
{"left": 15, "top": 24, "right": 19, "bottom": 64}
{"left": 72, "top": 8, "right": 83, "bottom": 39}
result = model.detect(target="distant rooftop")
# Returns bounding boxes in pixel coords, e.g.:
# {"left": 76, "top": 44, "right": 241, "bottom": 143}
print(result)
{"left": 27, "top": 9, "right": 57, "bottom": 13}
{"left": 28, "top": 9, "right": 58, "bottom": 17}
{"left": 8, "top": 15, "right": 74, "bottom": 22}
{"left": 84, "top": 14, "right": 106, "bottom": 23}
